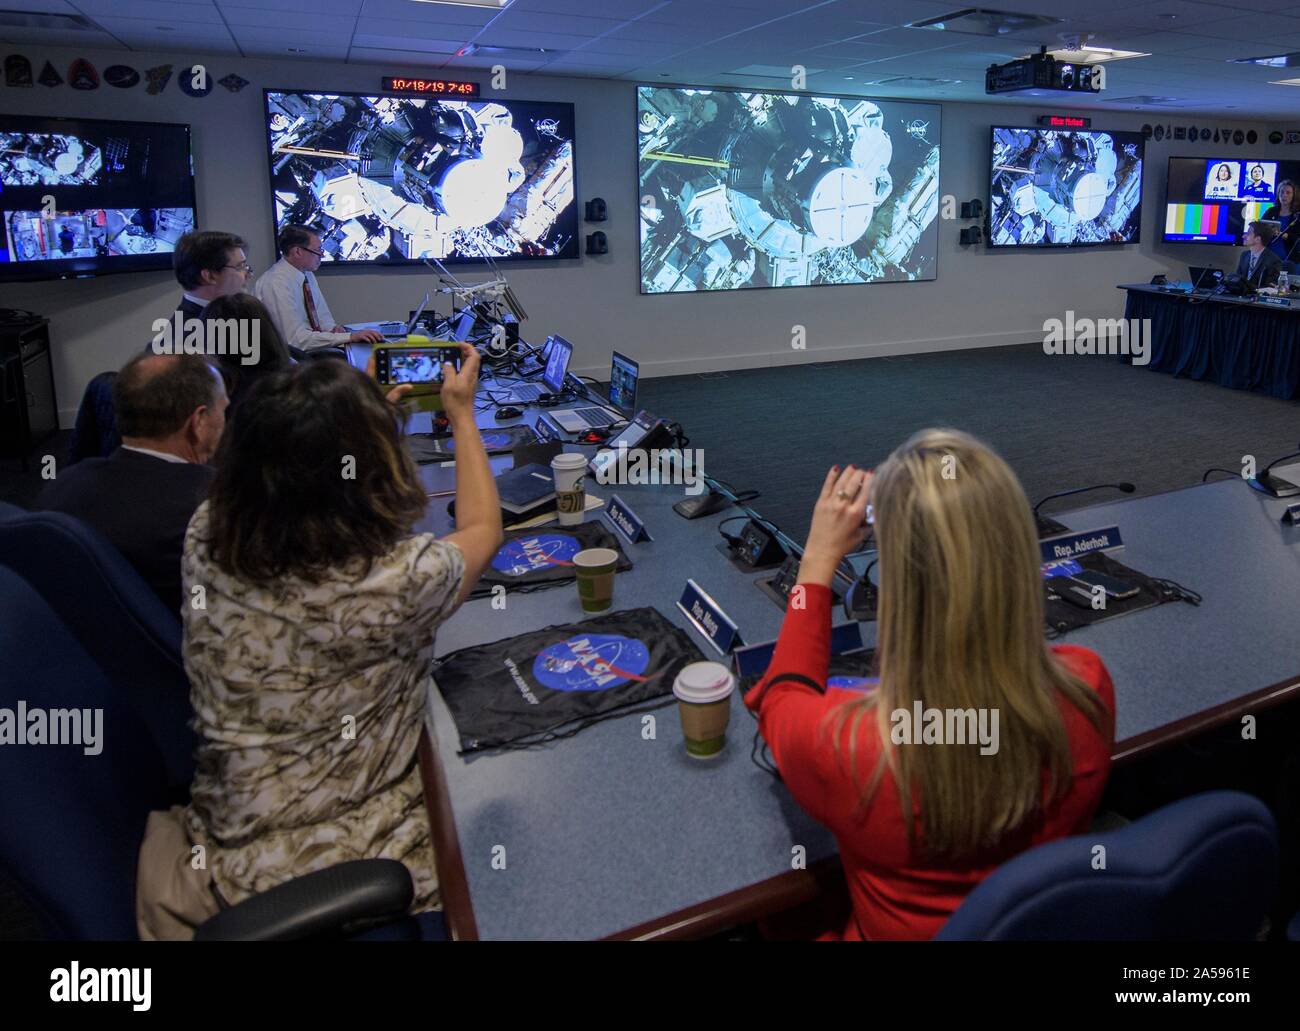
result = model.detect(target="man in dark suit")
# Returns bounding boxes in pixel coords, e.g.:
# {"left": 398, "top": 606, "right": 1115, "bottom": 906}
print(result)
{"left": 1236, "top": 221, "right": 1283, "bottom": 289}
{"left": 36, "top": 353, "right": 228, "bottom": 615}
{"left": 171, "top": 230, "right": 251, "bottom": 320}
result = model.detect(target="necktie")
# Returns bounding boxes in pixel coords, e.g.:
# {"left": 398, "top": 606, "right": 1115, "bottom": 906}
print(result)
{"left": 1249, "top": 255, "right": 1258, "bottom": 280}
{"left": 302, "top": 277, "right": 321, "bottom": 332}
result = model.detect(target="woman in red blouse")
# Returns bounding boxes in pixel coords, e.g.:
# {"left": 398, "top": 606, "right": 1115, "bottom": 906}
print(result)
{"left": 745, "top": 429, "right": 1115, "bottom": 940}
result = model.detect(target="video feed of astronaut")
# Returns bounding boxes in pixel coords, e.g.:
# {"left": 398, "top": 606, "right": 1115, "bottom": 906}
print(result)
{"left": 0, "top": 115, "right": 197, "bottom": 281}
{"left": 990, "top": 128, "right": 1144, "bottom": 248}
{"left": 4, "top": 208, "right": 194, "bottom": 263}
{"left": 265, "top": 91, "right": 578, "bottom": 265}
{"left": 638, "top": 86, "right": 940, "bottom": 293}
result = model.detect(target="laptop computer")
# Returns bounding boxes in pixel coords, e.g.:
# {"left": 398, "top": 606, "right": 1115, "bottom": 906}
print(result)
{"left": 1188, "top": 266, "right": 1224, "bottom": 292}
{"left": 550, "top": 350, "right": 638, "bottom": 433}
{"left": 372, "top": 292, "right": 430, "bottom": 339}
{"left": 502, "top": 335, "right": 571, "bottom": 404}
{"left": 452, "top": 309, "right": 476, "bottom": 342}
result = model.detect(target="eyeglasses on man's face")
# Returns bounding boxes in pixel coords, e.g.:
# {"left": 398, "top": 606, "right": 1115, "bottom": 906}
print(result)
{"left": 225, "top": 262, "right": 254, "bottom": 274}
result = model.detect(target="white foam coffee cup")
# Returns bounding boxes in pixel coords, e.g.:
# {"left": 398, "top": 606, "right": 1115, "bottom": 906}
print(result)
{"left": 551, "top": 452, "right": 587, "bottom": 526}
{"left": 673, "top": 661, "right": 735, "bottom": 759}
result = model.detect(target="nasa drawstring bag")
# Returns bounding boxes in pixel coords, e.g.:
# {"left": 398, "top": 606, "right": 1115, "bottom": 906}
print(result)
{"left": 469, "top": 523, "right": 633, "bottom": 599}
{"left": 432, "top": 607, "right": 706, "bottom": 753}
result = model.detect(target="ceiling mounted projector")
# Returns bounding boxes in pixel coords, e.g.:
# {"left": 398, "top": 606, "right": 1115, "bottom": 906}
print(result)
{"left": 986, "top": 47, "right": 1106, "bottom": 95}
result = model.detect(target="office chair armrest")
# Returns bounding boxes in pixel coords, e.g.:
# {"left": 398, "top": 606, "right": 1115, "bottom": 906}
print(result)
{"left": 192, "top": 859, "right": 414, "bottom": 941}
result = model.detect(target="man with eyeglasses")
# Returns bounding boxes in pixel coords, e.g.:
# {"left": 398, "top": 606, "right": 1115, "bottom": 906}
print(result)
{"left": 172, "top": 230, "right": 253, "bottom": 320}
{"left": 254, "top": 224, "right": 384, "bottom": 351}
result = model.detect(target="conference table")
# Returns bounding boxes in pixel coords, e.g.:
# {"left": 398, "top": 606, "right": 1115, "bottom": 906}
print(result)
{"left": 1119, "top": 282, "right": 1300, "bottom": 398}
{"left": 390, "top": 354, "right": 1300, "bottom": 940}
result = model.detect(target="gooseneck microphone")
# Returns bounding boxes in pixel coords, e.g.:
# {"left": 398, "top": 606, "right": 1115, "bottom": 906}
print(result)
{"left": 1248, "top": 443, "right": 1300, "bottom": 498}
{"left": 1032, "top": 482, "right": 1136, "bottom": 518}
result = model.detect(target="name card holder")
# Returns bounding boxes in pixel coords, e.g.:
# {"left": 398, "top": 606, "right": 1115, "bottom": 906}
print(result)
{"left": 603, "top": 493, "right": 653, "bottom": 544}
{"left": 677, "top": 578, "right": 741, "bottom": 656}
{"left": 1039, "top": 526, "right": 1124, "bottom": 563}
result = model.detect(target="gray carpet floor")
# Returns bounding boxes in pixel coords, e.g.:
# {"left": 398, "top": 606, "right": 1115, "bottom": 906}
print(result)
{"left": 636, "top": 342, "right": 1300, "bottom": 544}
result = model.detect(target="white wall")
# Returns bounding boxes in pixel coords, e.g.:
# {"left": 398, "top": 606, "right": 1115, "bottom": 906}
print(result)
{"left": 0, "top": 44, "right": 1283, "bottom": 423}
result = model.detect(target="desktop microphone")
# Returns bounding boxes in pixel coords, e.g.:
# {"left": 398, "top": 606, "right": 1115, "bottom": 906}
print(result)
{"left": 1032, "top": 482, "right": 1136, "bottom": 519}
{"left": 1248, "top": 443, "right": 1300, "bottom": 498}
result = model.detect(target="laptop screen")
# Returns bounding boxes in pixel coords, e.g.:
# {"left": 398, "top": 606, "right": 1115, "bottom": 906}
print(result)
{"left": 453, "top": 310, "right": 476, "bottom": 341}
{"left": 609, "top": 351, "right": 639, "bottom": 415}
{"left": 407, "top": 292, "right": 429, "bottom": 333}
{"left": 544, "top": 336, "right": 572, "bottom": 393}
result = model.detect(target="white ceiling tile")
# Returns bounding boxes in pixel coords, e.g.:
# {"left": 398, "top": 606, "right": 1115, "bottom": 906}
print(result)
{"left": 487, "top": 11, "right": 626, "bottom": 35}
{"left": 359, "top": 0, "right": 499, "bottom": 26}
{"left": 246, "top": 41, "right": 351, "bottom": 57}
{"left": 576, "top": 37, "right": 694, "bottom": 57}
{"left": 221, "top": 10, "right": 358, "bottom": 31}
{"left": 69, "top": 0, "right": 224, "bottom": 19}
{"left": 353, "top": 15, "right": 479, "bottom": 38}
{"left": 111, "top": 33, "right": 239, "bottom": 51}
{"left": 524, "top": 0, "right": 664, "bottom": 15}
{"left": 231, "top": 24, "right": 356, "bottom": 45}
{"left": 350, "top": 33, "right": 462, "bottom": 50}
{"left": 346, "top": 44, "right": 463, "bottom": 61}
{"left": 0, "top": 26, "right": 125, "bottom": 45}
{"left": 221, "top": 0, "right": 363, "bottom": 11}
{"left": 0, "top": 0, "right": 83, "bottom": 12}
{"left": 467, "top": 28, "right": 615, "bottom": 49}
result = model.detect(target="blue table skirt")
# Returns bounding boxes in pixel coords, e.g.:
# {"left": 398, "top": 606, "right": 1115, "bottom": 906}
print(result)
{"left": 1123, "top": 289, "right": 1300, "bottom": 400}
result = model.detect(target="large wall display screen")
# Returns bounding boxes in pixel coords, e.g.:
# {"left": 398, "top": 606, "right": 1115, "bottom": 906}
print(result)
{"left": 264, "top": 90, "right": 578, "bottom": 264}
{"left": 638, "top": 86, "right": 940, "bottom": 293}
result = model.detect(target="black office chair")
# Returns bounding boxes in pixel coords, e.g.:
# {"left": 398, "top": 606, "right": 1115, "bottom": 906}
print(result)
{"left": 0, "top": 565, "right": 439, "bottom": 941}
{"left": 0, "top": 503, "right": 194, "bottom": 800}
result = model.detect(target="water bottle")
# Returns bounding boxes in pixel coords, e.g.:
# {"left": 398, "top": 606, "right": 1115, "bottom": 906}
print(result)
{"left": 1281, "top": 270, "right": 1291, "bottom": 295}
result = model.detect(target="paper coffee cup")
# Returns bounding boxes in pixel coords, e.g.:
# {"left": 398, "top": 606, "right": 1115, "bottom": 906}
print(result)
{"left": 551, "top": 452, "right": 587, "bottom": 527}
{"left": 573, "top": 547, "right": 618, "bottom": 613}
{"left": 673, "top": 661, "right": 735, "bottom": 759}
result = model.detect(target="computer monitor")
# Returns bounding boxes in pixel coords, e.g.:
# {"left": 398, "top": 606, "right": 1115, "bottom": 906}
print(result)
{"left": 543, "top": 336, "right": 573, "bottom": 393}
{"left": 609, "top": 351, "right": 639, "bottom": 416}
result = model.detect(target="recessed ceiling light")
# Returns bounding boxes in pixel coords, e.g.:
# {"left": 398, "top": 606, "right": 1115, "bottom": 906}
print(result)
{"left": 1271, "top": 78, "right": 1300, "bottom": 86}
{"left": 1041, "top": 45, "right": 1149, "bottom": 64}
{"left": 910, "top": 8, "right": 1061, "bottom": 36}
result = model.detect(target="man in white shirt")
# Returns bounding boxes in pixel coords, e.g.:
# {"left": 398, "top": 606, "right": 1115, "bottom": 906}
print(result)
{"left": 254, "top": 225, "right": 383, "bottom": 351}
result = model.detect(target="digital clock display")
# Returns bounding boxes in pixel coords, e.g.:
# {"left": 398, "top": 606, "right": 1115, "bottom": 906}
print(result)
{"left": 381, "top": 77, "right": 480, "bottom": 97}
{"left": 1037, "top": 115, "right": 1091, "bottom": 129}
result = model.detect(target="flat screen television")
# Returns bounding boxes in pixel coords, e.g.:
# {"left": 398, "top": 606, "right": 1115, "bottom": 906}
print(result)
{"left": 263, "top": 90, "right": 578, "bottom": 265}
{"left": 988, "top": 126, "right": 1143, "bottom": 247}
{"left": 0, "top": 114, "right": 196, "bottom": 282}
{"left": 1162, "top": 156, "right": 1297, "bottom": 245}
{"left": 637, "top": 85, "right": 940, "bottom": 293}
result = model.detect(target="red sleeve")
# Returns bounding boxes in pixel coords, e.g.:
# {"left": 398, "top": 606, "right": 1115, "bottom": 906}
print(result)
{"left": 1048, "top": 644, "right": 1117, "bottom": 833}
{"left": 743, "top": 583, "right": 837, "bottom": 825}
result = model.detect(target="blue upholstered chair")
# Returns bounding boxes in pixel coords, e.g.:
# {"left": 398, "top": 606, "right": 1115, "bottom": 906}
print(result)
{"left": 937, "top": 791, "right": 1278, "bottom": 940}
{"left": 0, "top": 566, "right": 441, "bottom": 941}
{"left": 0, "top": 503, "right": 193, "bottom": 799}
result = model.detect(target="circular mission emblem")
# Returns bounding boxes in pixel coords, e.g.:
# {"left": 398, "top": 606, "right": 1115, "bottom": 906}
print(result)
{"left": 533, "top": 634, "right": 650, "bottom": 692}
{"left": 490, "top": 534, "right": 580, "bottom": 576}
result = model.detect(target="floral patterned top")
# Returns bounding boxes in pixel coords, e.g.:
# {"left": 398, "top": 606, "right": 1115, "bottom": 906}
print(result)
{"left": 178, "top": 501, "right": 464, "bottom": 911}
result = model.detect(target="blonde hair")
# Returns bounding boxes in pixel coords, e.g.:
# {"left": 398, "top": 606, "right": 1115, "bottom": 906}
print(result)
{"left": 825, "top": 429, "right": 1111, "bottom": 862}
